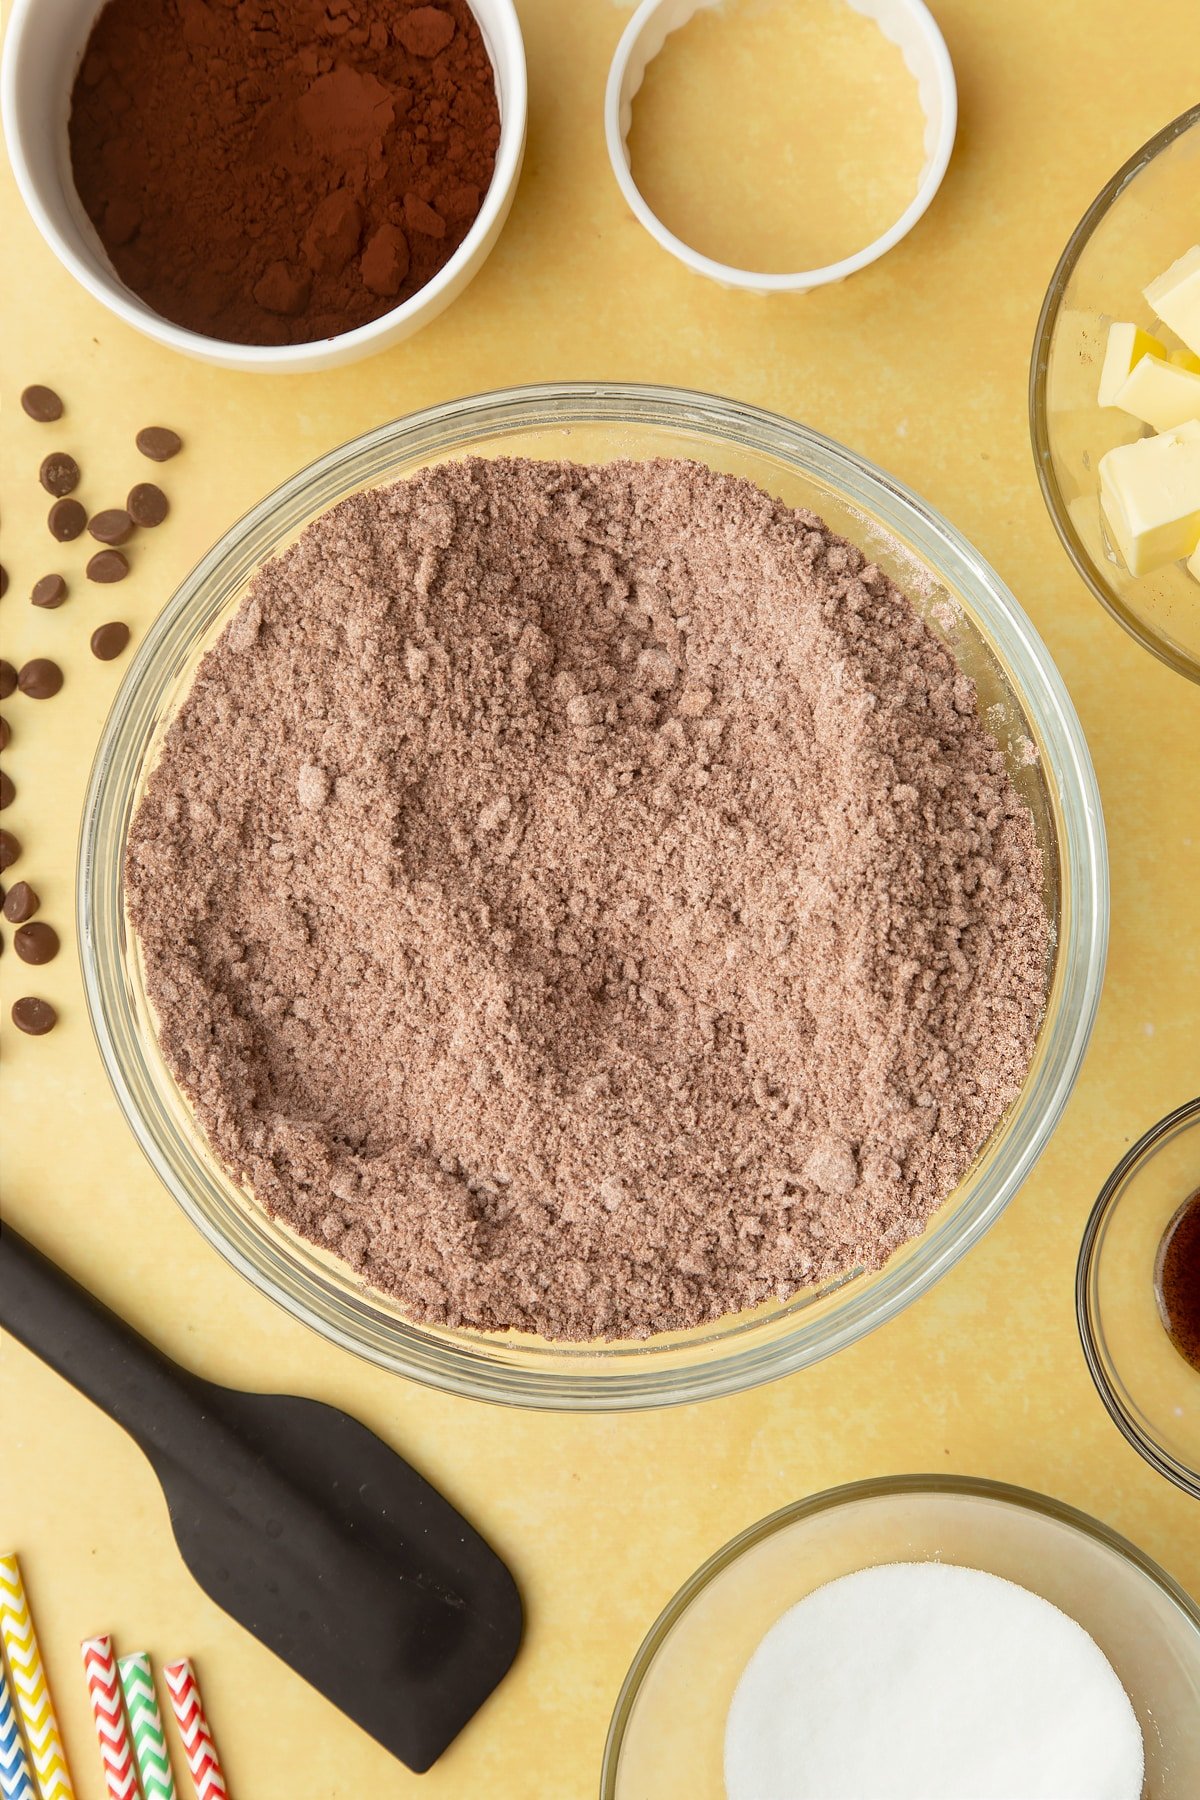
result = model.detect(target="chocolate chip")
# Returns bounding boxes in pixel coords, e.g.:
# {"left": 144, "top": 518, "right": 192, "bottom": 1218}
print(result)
{"left": 48, "top": 497, "right": 87, "bottom": 541}
{"left": 0, "top": 565, "right": 7, "bottom": 599}
{"left": 39, "top": 451, "right": 80, "bottom": 496}
{"left": 31, "top": 574, "right": 68, "bottom": 609}
{"left": 89, "top": 507, "right": 134, "bottom": 546}
{"left": 21, "top": 385, "right": 64, "bottom": 423}
{"left": 0, "top": 718, "right": 9, "bottom": 752}
{"left": 136, "top": 426, "right": 182, "bottom": 462}
{"left": 0, "top": 663, "right": 15, "bottom": 700}
{"left": 91, "top": 621, "right": 131, "bottom": 662}
{"left": 12, "top": 996, "right": 57, "bottom": 1035}
{"left": 127, "top": 482, "right": 168, "bottom": 528}
{"left": 17, "top": 659, "right": 63, "bottom": 700}
{"left": 0, "top": 772, "right": 13, "bottom": 811}
{"left": 14, "top": 922, "right": 59, "bottom": 965}
{"left": 87, "top": 550, "right": 129, "bottom": 584}
{"left": 3, "top": 882, "right": 38, "bottom": 923}
{"left": 0, "top": 829, "right": 19, "bottom": 872}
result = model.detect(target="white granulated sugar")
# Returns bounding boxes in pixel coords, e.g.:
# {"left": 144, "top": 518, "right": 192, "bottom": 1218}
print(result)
{"left": 724, "top": 1561, "right": 1144, "bottom": 1800}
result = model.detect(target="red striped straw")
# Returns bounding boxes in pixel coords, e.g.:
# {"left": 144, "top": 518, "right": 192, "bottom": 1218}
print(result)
{"left": 79, "top": 1636, "right": 140, "bottom": 1800}
{"left": 162, "top": 1662, "right": 227, "bottom": 1800}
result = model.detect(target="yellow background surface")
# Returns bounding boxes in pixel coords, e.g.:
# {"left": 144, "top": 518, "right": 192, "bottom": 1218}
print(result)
{"left": 2, "top": 2, "right": 1198, "bottom": 1796}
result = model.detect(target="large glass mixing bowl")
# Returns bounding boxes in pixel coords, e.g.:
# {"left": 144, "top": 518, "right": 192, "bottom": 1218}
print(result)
{"left": 79, "top": 384, "right": 1107, "bottom": 1410}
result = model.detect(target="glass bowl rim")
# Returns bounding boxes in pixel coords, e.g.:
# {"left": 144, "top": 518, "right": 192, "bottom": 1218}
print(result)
{"left": 1028, "top": 101, "right": 1200, "bottom": 685}
{"left": 79, "top": 380, "right": 1109, "bottom": 1410}
{"left": 1076, "top": 1094, "right": 1200, "bottom": 1499}
{"left": 600, "top": 1470, "right": 1200, "bottom": 1796}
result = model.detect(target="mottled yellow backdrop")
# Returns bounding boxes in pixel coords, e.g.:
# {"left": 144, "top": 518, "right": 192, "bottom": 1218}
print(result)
{"left": 2, "top": 3, "right": 1197, "bottom": 1796}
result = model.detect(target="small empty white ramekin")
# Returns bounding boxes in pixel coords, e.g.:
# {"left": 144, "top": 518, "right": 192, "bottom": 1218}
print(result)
{"left": 2, "top": 0, "right": 527, "bottom": 373}
{"left": 605, "top": 0, "right": 957, "bottom": 294}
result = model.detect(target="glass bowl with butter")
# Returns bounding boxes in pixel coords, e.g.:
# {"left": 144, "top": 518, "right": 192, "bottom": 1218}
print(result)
{"left": 1031, "top": 103, "right": 1200, "bottom": 682}
{"left": 80, "top": 384, "right": 1107, "bottom": 1411}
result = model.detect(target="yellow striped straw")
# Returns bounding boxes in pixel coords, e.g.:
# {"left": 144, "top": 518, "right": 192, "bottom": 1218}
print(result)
{"left": 0, "top": 1557, "right": 75, "bottom": 1800}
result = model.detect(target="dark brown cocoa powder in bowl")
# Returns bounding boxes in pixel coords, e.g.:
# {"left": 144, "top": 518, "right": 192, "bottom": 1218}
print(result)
{"left": 126, "top": 458, "right": 1048, "bottom": 1342}
{"left": 69, "top": 0, "right": 501, "bottom": 347}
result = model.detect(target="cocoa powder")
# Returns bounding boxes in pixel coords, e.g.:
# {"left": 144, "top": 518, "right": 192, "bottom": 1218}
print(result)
{"left": 127, "top": 459, "right": 1048, "bottom": 1341}
{"left": 69, "top": 0, "right": 500, "bottom": 346}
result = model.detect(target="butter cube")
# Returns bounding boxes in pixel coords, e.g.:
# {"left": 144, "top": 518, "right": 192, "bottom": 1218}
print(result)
{"left": 1098, "top": 422, "right": 1200, "bottom": 576}
{"left": 1113, "top": 351, "right": 1200, "bottom": 431}
{"left": 1098, "top": 321, "right": 1165, "bottom": 405}
{"left": 1144, "top": 245, "right": 1200, "bottom": 358}
{"left": 1188, "top": 539, "right": 1200, "bottom": 586}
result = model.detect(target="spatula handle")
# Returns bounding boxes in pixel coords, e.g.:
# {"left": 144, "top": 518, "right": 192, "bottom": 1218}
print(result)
{"left": 0, "top": 1226, "right": 205, "bottom": 1458}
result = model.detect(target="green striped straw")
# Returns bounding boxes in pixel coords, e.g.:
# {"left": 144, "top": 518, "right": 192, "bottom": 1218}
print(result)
{"left": 117, "top": 1654, "right": 177, "bottom": 1800}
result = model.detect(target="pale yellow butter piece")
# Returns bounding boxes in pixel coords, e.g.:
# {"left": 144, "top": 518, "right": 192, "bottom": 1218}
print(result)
{"left": 1098, "top": 421, "right": 1200, "bottom": 576}
{"left": 1098, "top": 321, "right": 1166, "bottom": 405}
{"left": 1144, "top": 245, "right": 1200, "bottom": 358}
{"left": 1113, "top": 351, "right": 1200, "bottom": 431}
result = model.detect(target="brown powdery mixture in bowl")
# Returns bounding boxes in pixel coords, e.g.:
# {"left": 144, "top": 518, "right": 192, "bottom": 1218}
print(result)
{"left": 126, "top": 458, "right": 1048, "bottom": 1341}
{"left": 69, "top": 0, "right": 500, "bottom": 346}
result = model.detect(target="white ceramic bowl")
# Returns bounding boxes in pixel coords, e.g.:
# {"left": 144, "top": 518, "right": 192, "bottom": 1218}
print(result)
{"left": 605, "top": 0, "right": 956, "bottom": 293}
{"left": 1, "top": 0, "right": 527, "bottom": 373}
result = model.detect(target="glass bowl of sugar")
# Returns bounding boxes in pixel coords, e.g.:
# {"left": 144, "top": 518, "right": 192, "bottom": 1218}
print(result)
{"left": 602, "top": 1474, "right": 1200, "bottom": 1797}
{"left": 1030, "top": 104, "right": 1200, "bottom": 682}
{"left": 80, "top": 383, "right": 1107, "bottom": 1410}
{"left": 1078, "top": 1097, "right": 1200, "bottom": 1500}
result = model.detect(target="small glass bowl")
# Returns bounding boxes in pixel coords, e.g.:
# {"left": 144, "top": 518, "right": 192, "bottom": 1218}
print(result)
{"left": 1078, "top": 1098, "right": 1200, "bottom": 1499}
{"left": 79, "top": 384, "right": 1107, "bottom": 1411}
{"left": 601, "top": 1475, "right": 1200, "bottom": 1798}
{"left": 1030, "top": 104, "right": 1200, "bottom": 683}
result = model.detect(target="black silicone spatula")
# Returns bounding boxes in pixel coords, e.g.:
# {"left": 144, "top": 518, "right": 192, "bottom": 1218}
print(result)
{"left": 0, "top": 1227, "right": 522, "bottom": 1774}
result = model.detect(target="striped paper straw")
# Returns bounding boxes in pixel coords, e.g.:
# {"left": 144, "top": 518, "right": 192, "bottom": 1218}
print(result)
{"left": 117, "top": 1657, "right": 175, "bottom": 1800}
{"left": 79, "top": 1638, "right": 139, "bottom": 1800}
{"left": 0, "top": 1654, "right": 37, "bottom": 1800}
{"left": 0, "top": 1555, "right": 75, "bottom": 1800}
{"left": 162, "top": 1664, "right": 225, "bottom": 1800}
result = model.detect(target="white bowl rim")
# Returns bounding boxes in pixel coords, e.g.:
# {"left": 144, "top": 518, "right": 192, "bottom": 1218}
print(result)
{"left": 603, "top": 0, "right": 957, "bottom": 292}
{"left": 0, "top": 0, "right": 528, "bottom": 371}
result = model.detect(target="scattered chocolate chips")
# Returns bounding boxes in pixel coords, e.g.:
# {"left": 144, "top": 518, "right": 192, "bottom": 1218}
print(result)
{"left": 0, "top": 773, "right": 13, "bottom": 811}
{"left": 17, "top": 659, "right": 63, "bottom": 700}
{"left": 49, "top": 497, "right": 87, "bottom": 541}
{"left": 91, "top": 621, "right": 131, "bottom": 661}
{"left": 0, "top": 829, "right": 20, "bottom": 872}
{"left": 14, "top": 921, "right": 59, "bottom": 965}
{"left": 127, "top": 482, "right": 168, "bottom": 528}
{"left": 0, "top": 565, "right": 7, "bottom": 599}
{"left": 136, "top": 426, "right": 182, "bottom": 462}
{"left": 3, "top": 882, "right": 38, "bottom": 924}
{"left": 0, "top": 717, "right": 9, "bottom": 752}
{"left": 89, "top": 507, "right": 134, "bottom": 546}
{"left": 39, "top": 451, "right": 81, "bottom": 497}
{"left": 12, "top": 996, "right": 57, "bottom": 1036}
{"left": 0, "top": 663, "right": 16, "bottom": 700}
{"left": 87, "top": 550, "right": 129, "bottom": 584}
{"left": 31, "top": 574, "right": 68, "bottom": 609}
{"left": 21, "top": 385, "right": 64, "bottom": 423}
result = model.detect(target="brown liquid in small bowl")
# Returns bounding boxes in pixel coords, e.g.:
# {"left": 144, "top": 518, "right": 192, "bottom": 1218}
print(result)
{"left": 1155, "top": 1189, "right": 1200, "bottom": 1372}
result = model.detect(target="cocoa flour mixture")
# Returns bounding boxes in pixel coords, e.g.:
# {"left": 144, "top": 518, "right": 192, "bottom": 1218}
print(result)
{"left": 127, "top": 459, "right": 1048, "bottom": 1340}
